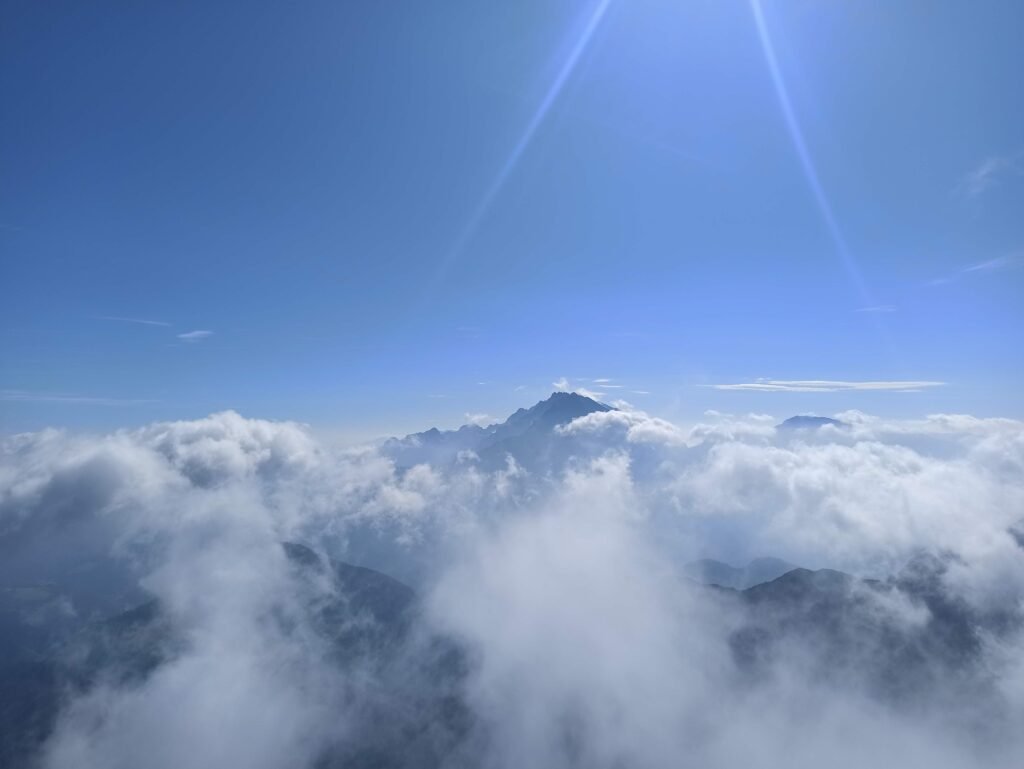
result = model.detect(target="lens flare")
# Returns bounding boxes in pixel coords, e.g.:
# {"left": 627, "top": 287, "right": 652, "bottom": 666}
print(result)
{"left": 749, "top": 0, "right": 872, "bottom": 307}
{"left": 422, "top": 0, "right": 615, "bottom": 299}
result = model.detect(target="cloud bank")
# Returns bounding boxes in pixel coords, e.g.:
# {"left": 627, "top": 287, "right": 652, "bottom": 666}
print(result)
{"left": 1, "top": 405, "right": 1022, "bottom": 768}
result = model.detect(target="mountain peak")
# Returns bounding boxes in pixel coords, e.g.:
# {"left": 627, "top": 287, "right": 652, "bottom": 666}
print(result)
{"left": 507, "top": 391, "right": 612, "bottom": 429}
{"left": 543, "top": 390, "right": 612, "bottom": 407}
{"left": 777, "top": 415, "right": 847, "bottom": 431}
{"left": 384, "top": 391, "right": 614, "bottom": 470}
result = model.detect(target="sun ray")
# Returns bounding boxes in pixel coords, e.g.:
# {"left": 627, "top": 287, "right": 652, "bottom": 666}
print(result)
{"left": 421, "top": 0, "right": 615, "bottom": 300}
{"left": 749, "top": 0, "right": 872, "bottom": 307}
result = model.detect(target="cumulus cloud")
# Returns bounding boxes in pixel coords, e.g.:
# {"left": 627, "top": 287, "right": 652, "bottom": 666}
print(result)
{"left": 669, "top": 426, "right": 1023, "bottom": 576}
{"left": 463, "top": 413, "right": 494, "bottom": 427}
{"left": 557, "top": 407, "right": 688, "bottom": 446}
{"left": 429, "top": 447, "right": 1024, "bottom": 769}
{"left": 710, "top": 379, "right": 946, "bottom": 393}
{"left": 552, "top": 377, "right": 608, "bottom": 401}
{"left": 428, "top": 456, "right": 721, "bottom": 769}
{"left": 2, "top": 406, "right": 1023, "bottom": 768}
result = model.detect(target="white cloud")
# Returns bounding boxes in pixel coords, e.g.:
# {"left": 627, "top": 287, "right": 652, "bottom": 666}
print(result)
{"left": 0, "top": 390, "right": 156, "bottom": 405}
{"left": 930, "top": 253, "right": 1023, "bottom": 286}
{"left": 464, "top": 413, "right": 493, "bottom": 427}
{"left": 177, "top": 330, "right": 212, "bottom": 342}
{"left": 963, "top": 254, "right": 1022, "bottom": 273}
{"left": 668, "top": 416, "right": 1024, "bottom": 585}
{"left": 685, "top": 411, "right": 778, "bottom": 445}
{"left": 709, "top": 379, "right": 946, "bottom": 393}
{"left": 552, "top": 376, "right": 608, "bottom": 401}
{"left": 3, "top": 407, "right": 1024, "bottom": 769}
{"left": 959, "top": 151, "right": 1024, "bottom": 199}
{"left": 426, "top": 441, "right": 1024, "bottom": 769}
{"left": 557, "top": 408, "right": 688, "bottom": 447}
{"left": 99, "top": 316, "right": 171, "bottom": 327}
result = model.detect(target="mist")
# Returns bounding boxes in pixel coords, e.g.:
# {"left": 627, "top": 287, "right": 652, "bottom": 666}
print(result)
{"left": 2, "top": 405, "right": 1023, "bottom": 768}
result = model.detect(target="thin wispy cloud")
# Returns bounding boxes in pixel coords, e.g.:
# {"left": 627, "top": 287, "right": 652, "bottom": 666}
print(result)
{"left": 99, "top": 316, "right": 171, "bottom": 327}
{"left": 958, "top": 151, "right": 1023, "bottom": 199}
{"left": 177, "top": 330, "right": 213, "bottom": 342}
{"left": 963, "top": 255, "right": 1022, "bottom": 273}
{"left": 0, "top": 390, "right": 157, "bottom": 405}
{"left": 855, "top": 305, "right": 897, "bottom": 313}
{"left": 929, "top": 253, "right": 1022, "bottom": 285}
{"left": 709, "top": 379, "right": 946, "bottom": 393}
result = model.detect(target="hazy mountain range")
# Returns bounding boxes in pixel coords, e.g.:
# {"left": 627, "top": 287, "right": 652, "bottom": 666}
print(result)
{"left": 2, "top": 394, "right": 1022, "bottom": 768}
{"left": 4, "top": 541, "right": 1018, "bottom": 768}
{"left": 382, "top": 391, "right": 614, "bottom": 471}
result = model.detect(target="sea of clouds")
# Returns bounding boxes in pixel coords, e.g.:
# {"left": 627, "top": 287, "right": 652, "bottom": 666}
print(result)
{"left": 2, "top": 404, "right": 1023, "bottom": 768}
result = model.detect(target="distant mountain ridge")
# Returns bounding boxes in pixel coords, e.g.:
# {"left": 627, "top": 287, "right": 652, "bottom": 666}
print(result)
{"left": 383, "top": 391, "right": 613, "bottom": 470}
{"left": 777, "top": 415, "right": 847, "bottom": 431}
{"left": 0, "top": 543, "right": 468, "bottom": 769}
{"left": 385, "top": 400, "right": 857, "bottom": 471}
{"left": 5, "top": 546, "right": 1016, "bottom": 769}
{"left": 683, "top": 557, "right": 798, "bottom": 590}
{"left": 8, "top": 540, "right": 1024, "bottom": 769}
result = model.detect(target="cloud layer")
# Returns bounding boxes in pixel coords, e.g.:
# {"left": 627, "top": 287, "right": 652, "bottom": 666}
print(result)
{"left": 710, "top": 379, "right": 946, "bottom": 393}
{"left": 1, "top": 405, "right": 1022, "bottom": 768}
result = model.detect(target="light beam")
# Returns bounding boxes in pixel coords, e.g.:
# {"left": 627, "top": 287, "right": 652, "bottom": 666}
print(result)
{"left": 749, "top": 0, "right": 872, "bottom": 306}
{"left": 422, "top": 0, "right": 615, "bottom": 298}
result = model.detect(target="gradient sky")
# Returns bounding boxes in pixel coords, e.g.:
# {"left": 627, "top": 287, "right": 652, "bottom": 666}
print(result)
{"left": 2, "top": 0, "right": 1022, "bottom": 438}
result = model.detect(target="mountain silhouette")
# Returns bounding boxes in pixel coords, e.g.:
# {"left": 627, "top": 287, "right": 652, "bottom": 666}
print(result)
{"left": 383, "top": 391, "right": 613, "bottom": 470}
{"left": 777, "top": 415, "right": 847, "bottom": 431}
{"left": 683, "top": 557, "right": 798, "bottom": 590}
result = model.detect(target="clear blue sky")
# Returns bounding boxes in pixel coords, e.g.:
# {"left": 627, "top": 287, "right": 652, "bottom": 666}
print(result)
{"left": 2, "top": 0, "right": 1022, "bottom": 437}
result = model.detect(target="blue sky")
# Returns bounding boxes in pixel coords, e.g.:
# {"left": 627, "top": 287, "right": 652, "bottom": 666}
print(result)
{"left": 2, "top": 0, "right": 1022, "bottom": 438}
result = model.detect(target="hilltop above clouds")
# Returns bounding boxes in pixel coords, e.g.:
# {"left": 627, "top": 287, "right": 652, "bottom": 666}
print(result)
{"left": 382, "top": 391, "right": 613, "bottom": 471}
{"left": 1, "top": 397, "right": 1023, "bottom": 769}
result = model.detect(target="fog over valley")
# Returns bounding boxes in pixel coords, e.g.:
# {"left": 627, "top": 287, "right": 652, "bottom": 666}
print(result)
{"left": 2, "top": 393, "right": 1023, "bottom": 768}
